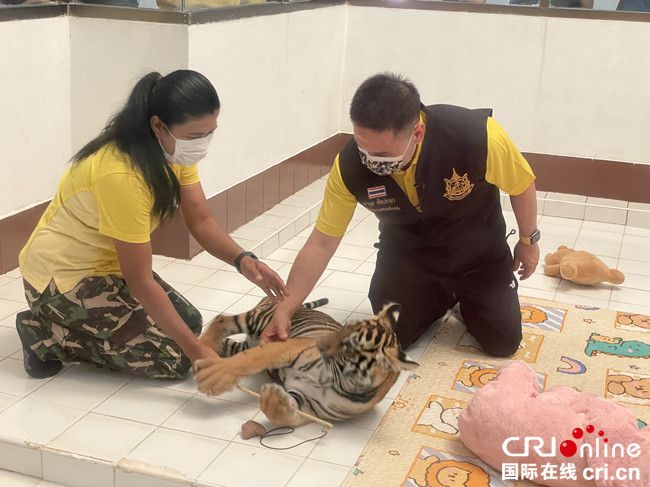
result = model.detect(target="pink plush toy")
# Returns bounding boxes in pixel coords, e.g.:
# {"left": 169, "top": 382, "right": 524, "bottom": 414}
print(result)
{"left": 459, "top": 361, "right": 649, "bottom": 486}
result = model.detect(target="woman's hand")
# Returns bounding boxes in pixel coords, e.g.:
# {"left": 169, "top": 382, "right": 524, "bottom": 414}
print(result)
{"left": 239, "top": 257, "right": 289, "bottom": 300}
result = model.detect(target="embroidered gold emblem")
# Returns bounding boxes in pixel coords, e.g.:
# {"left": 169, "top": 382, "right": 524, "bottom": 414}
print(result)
{"left": 443, "top": 168, "right": 474, "bottom": 201}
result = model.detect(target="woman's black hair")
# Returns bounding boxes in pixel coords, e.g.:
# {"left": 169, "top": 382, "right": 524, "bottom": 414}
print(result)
{"left": 72, "top": 70, "right": 220, "bottom": 222}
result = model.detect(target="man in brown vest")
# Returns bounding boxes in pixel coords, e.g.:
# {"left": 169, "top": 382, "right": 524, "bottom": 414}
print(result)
{"left": 262, "top": 73, "right": 540, "bottom": 356}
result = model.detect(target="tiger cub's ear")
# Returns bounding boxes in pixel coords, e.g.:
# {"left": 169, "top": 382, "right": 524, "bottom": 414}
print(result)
{"left": 378, "top": 302, "right": 401, "bottom": 329}
{"left": 380, "top": 349, "right": 419, "bottom": 372}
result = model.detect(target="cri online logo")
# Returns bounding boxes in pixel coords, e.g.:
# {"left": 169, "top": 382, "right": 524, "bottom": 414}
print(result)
{"left": 502, "top": 424, "right": 642, "bottom": 459}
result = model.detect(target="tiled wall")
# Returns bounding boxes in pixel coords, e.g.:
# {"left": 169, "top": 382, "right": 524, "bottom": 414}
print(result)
{"left": 524, "top": 153, "right": 650, "bottom": 204}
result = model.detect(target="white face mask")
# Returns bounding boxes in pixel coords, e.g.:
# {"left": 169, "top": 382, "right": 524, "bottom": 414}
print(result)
{"left": 358, "top": 132, "right": 415, "bottom": 176}
{"left": 160, "top": 127, "right": 214, "bottom": 166}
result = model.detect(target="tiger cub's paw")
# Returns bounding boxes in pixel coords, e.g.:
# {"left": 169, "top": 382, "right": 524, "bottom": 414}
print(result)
{"left": 193, "top": 357, "right": 242, "bottom": 396}
{"left": 259, "top": 383, "right": 307, "bottom": 427}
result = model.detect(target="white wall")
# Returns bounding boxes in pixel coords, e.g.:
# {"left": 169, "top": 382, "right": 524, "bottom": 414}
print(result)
{"left": 3, "top": 5, "right": 650, "bottom": 218}
{"left": 70, "top": 17, "right": 188, "bottom": 154}
{"left": 0, "top": 17, "right": 71, "bottom": 219}
{"left": 0, "top": 8, "right": 345, "bottom": 217}
{"left": 188, "top": 5, "right": 346, "bottom": 197}
{"left": 343, "top": 7, "right": 650, "bottom": 164}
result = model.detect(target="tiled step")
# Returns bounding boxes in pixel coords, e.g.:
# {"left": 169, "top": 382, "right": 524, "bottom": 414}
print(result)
{"left": 502, "top": 192, "right": 650, "bottom": 228}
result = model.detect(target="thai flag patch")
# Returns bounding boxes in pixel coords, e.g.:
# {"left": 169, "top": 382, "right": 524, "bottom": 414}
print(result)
{"left": 367, "top": 185, "right": 387, "bottom": 199}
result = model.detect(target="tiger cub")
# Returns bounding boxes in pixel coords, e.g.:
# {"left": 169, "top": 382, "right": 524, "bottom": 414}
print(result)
{"left": 195, "top": 298, "right": 418, "bottom": 426}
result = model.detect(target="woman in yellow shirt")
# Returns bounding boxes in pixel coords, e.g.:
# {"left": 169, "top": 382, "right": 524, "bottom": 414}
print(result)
{"left": 16, "top": 70, "right": 286, "bottom": 379}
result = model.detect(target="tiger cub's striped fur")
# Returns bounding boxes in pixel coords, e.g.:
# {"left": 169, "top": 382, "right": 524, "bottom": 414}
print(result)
{"left": 200, "top": 297, "right": 418, "bottom": 425}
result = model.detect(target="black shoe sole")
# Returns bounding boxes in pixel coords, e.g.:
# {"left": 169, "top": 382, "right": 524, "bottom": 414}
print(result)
{"left": 22, "top": 348, "right": 63, "bottom": 379}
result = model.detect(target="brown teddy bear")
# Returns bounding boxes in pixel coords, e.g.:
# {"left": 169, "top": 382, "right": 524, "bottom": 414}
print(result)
{"left": 543, "top": 245, "right": 625, "bottom": 285}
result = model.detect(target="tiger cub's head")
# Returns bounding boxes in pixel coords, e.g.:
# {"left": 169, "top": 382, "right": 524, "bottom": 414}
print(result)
{"left": 316, "top": 303, "right": 419, "bottom": 373}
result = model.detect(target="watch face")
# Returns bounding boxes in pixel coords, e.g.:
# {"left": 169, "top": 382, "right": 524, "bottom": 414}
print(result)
{"left": 531, "top": 230, "right": 541, "bottom": 244}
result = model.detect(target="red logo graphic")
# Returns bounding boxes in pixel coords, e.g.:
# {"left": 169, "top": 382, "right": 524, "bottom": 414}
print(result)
{"left": 560, "top": 424, "right": 609, "bottom": 457}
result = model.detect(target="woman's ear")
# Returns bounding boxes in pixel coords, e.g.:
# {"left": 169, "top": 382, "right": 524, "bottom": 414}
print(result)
{"left": 150, "top": 115, "right": 165, "bottom": 138}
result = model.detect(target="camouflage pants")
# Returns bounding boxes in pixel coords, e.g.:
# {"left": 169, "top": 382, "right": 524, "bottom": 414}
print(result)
{"left": 15, "top": 274, "right": 202, "bottom": 379}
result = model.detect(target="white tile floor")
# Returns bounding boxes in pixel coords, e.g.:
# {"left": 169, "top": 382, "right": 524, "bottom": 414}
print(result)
{"left": 1, "top": 182, "right": 650, "bottom": 486}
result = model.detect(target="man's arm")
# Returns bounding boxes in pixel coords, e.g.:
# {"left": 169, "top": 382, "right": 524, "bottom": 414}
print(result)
{"left": 510, "top": 181, "right": 540, "bottom": 279}
{"left": 484, "top": 117, "right": 539, "bottom": 280}
{"left": 258, "top": 154, "right": 356, "bottom": 344}
{"left": 259, "top": 229, "right": 342, "bottom": 344}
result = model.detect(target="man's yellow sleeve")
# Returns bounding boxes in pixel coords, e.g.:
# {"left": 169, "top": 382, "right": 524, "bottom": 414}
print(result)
{"left": 315, "top": 155, "right": 357, "bottom": 238}
{"left": 485, "top": 117, "right": 536, "bottom": 196}
{"left": 95, "top": 173, "right": 153, "bottom": 243}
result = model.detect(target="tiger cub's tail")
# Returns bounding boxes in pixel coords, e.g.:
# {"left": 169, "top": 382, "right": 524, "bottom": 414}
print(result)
{"left": 301, "top": 298, "right": 329, "bottom": 309}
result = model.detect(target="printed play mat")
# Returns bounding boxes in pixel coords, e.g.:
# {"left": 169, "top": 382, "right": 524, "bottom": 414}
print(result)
{"left": 342, "top": 297, "right": 650, "bottom": 486}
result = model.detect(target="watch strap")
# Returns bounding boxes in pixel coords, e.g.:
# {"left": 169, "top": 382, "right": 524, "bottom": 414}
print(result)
{"left": 519, "top": 230, "right": 540, "bottom": 245}
{"left": 234, "top": 251, "right": 258, "bottom": 273}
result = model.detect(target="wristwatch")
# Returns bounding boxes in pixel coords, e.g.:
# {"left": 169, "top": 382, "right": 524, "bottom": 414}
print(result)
{"left": 519, "top": 230, "right": 541, "bottom": 245}
{"left": 234, "top": 251, "right": 258, "bottom": 273}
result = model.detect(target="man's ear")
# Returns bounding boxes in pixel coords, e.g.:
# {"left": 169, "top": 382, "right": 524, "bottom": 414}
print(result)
{"left": 414, "top": 120, "right": 426, "bottom": 143}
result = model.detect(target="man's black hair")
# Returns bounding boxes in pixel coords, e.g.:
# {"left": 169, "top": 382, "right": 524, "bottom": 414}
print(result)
{"left": 350, "top": 73, "right": 421, "bottom": 133}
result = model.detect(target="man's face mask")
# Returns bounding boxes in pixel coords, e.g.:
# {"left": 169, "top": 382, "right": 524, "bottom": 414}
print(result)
{"left": 160, "top": 126, "right": 214, "bottom": 166}
{"left": 358, "top": 131, "right": 415, "bottom": 176}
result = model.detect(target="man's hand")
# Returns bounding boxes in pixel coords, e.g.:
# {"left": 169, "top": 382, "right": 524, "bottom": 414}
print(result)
{"left": 240, "top": 258, "right": 289, "bottom": 300}
{"left": 259, "top": 308, "right": 292, "bottom": 345}
{"left": 513, "top": 242, "right": 540, "bottom": 280}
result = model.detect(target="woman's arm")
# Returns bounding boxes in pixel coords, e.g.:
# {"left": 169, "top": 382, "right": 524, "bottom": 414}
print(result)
{"left": 180, "top": 183, "right": 244, "bottom": 266}
{"left": 114, "top": 239, "right": 216, "bottom": 361}
{"left": 179, "top": 183, "right": 287, "bottom": 298}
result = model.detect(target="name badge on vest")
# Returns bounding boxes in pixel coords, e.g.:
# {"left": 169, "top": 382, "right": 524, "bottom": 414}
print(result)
{"left": 443, "top": 168, "right": 475, "bottom": 201}
{"left": 364, "top": 185, "right": 400, "bottom": 212}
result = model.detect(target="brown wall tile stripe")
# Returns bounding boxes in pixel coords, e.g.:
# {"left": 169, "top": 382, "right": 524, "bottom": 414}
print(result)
{"left": 0, "top": 134, "right": 344, "bottom": 273}
{"left": 1, "top": 136, "right": 648, "bottom": 273}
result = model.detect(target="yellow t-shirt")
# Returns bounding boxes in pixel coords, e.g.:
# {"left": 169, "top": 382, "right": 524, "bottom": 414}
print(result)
{"left": 315, "top": 116, "right": 535, "bottom": 238}
{"left": 19, "top": 143, "right": 200, "bottom": 294}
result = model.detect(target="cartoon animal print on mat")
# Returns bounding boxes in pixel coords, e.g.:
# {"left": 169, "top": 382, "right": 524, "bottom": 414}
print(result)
{"left": 453, "top": 360, "right": 546, "bottom": 394}
{"left": 557, "top": 356, "right": 587, "bottom": 375}
{"left": 456, "top": 332, "right": 544, "bottom": 363}
{"left": 606, "top": 370, "right": 650, "bottom": 407}
{"left": 413, "top": 396, "right": 468, "bottom": 440}
{"left": 404, "top": 447, "right": 512, "bottom": 487}
{"left": 585, "top": 333, "right": 650, "bottom": 358}
{"left": 615, "top": 312, "right": 650, "bottom": 333}
{"left": 520, "top": 304, "right": 566, "bottom": 332}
